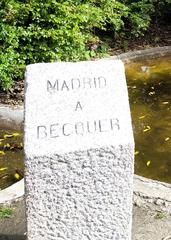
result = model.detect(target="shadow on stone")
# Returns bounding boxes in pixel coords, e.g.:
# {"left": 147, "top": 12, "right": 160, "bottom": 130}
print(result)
{"left": 0, "top": 234, "right": 26, "bottom": 240}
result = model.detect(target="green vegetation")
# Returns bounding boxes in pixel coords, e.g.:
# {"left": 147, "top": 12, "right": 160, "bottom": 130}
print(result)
{"left": 0, "top": 0, "right": 170, "bottom": 89}
{"left": 0, "top": 207, "right": 14, "bottom": 218}
{"left": 155, "top": 211, "right": 167, "bottom": 219}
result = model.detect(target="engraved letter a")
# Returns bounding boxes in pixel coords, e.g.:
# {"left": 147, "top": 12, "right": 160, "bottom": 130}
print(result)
{"left": 75, "top": 101, "right": 83, "bottom": 111}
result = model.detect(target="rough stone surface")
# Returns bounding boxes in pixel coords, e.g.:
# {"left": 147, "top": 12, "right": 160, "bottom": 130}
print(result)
{"left": 24, "top": 60, "right": 134, "bottom": 240}
{"left": 2, "top": 199, "right": 171, "bottom": 240}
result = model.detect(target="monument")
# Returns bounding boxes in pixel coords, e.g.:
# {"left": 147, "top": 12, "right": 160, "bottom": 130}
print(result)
{"left": 24, "top": 59, "right": 134, "bottom": 240}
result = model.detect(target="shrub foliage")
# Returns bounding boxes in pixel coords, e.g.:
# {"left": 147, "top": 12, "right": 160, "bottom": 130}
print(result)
{"left": 0, "top": 0, "right": 170, "bottom": 89}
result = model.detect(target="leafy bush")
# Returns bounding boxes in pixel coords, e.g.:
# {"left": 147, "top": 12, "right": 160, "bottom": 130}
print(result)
{"left": 0, "top": 0, "right": 170, "bottom": 89}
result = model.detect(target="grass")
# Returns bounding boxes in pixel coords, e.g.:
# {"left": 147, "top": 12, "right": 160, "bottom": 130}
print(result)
{"left": 0, "top": 207, "right": 14, "bottom": 218}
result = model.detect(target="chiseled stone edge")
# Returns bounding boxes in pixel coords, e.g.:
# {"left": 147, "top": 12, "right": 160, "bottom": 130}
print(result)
{"left": 133, "top": 175, "right": 171, "bottom": 213}
{"left": 110, "top": 46, "right": 171, "bottom": 62}
{"left": 0, "top": 179, "right": 24, "bottom": 204}
{"left": 1, "top": 46, "right": 171, "bottom": 207}
{"left": 134, "top": 174, "right": 171, "bottom": 201}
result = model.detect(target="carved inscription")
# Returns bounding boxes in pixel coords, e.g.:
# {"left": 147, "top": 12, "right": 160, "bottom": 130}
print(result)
{"left": 47, "top": 76, "right": 107, "bottom": 93}
{"left": 36, "top": 75, "right": 121, "bottom": 141}
{"left": 37, "top": 118, "right": 120, "bottom": 139}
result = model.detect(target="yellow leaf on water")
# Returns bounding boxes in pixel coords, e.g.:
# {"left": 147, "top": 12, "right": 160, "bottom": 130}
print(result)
{"left": 2, "top": 175, "right": 8, "bottom": 179}
{"left": 139, "top": 115, "right": 146, "bottom": 119}
{"left": 0, "top": 139, "right": 4, "bottom": 142}
{"left": 4, "top": 143, "right": 10, "bottom": 149}
{"left": 134, "top": 151, "right": 139, "bottom": 155}
{"left": 14, "top": 173, "right": 20, "bottom": 180}
{"left": 143, "top": 126, "right": 151, "bottom": 132}
{"left": 0, "top": 167, "right": 8, "bottom": 171}
{"left": 165, "top": 137, "right": 170, "bottom": 141}
{"left": 146, "top": 161, "right": 151, "bottom": 167}
{"left": 0, "top": 151, "right": 5, "bottom": 155}
{"left": 4, "top": 134, "right": 13, "bottom": 139}
{"left": 162, "top": 102, "right": 169, "bottom": 105}
{"left": 143, "top": 129, "right": 149, "bottom": 132}
{"left": 12, "top": 133, "right": 20, "bottom": 137}
{"left": 149, "top": 91, "right": 155, "bottom": 96}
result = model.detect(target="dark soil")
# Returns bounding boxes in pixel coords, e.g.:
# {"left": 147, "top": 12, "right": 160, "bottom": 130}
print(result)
{"left": 0, "top": 23, "right": 170, "bottom": 106}
{"left": 0, "top": 80, "right": 24, "bottom": 106}
{"left": 108, "top": 23, "right": 171, "bottom": 55}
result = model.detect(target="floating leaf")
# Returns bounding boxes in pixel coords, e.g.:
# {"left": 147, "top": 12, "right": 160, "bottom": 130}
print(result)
{"left": 0, "top": 151, "right": 5, "bottom": 155}
{"left": 162, "top": 101, "right": 169, "bottom": 105}
{"left": 0, "top": 167, "right": 8, "bottom": 171}
{"left": 139, "top": 115, "right": 146, "bottom": 119}
{"left": 14, "top": 173, "right": 20, "bottom": 180}
{"left": 134, "top": 151, "right": 139, "bottom": 156}
{"left": 143, "top": 126, "right": 151, "bottom": 132}
{"left": 3, "top": 143, "right": 10, "bottom": 150}
{"left": 146, "top": 161, "right": 151, "bottom": 167}
{"left": 2, "top": 175, "right": 8, "bottom": 179}
{"left": 4, "top": 134, "right": 13, "bottom": 139}
{"left": 12, "top": 133, "right": 20, "bottom": 137}
{"left": 149, "top": 91, "right": 155, "bottom": 96}
{"left": 141, "top": 66, "right": 149, "bottom": 72}
{"left": 165, "top": 137, "right": 170, "bottom": 142}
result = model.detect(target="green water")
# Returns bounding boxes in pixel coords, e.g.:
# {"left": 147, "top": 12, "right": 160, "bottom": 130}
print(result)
{"left": 0, "top": 54, "right": 171, "bottom": 190}
{"left": 126, "top": 55, "right": 171, "bottom": 183}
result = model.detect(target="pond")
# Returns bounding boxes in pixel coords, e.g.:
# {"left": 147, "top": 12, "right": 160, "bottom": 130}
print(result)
{"left": 0, "top": 129, "right": 23, "bottom": 190}
{"left": 0, "top": 54, "right": 171, "bottom": 189}
{"left": 126, "top": 55, "right": 171, "bottom": 183}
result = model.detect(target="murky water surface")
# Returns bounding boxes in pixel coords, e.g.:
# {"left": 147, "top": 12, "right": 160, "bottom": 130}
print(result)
{"left": 126, "top": 55, "right": 171, "bottom": 183}
{"left": 0, "top": 54, "right": 171, "bottom": 190}
{"left": 0, "top": 129, "right": 23, "bottom": 190}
